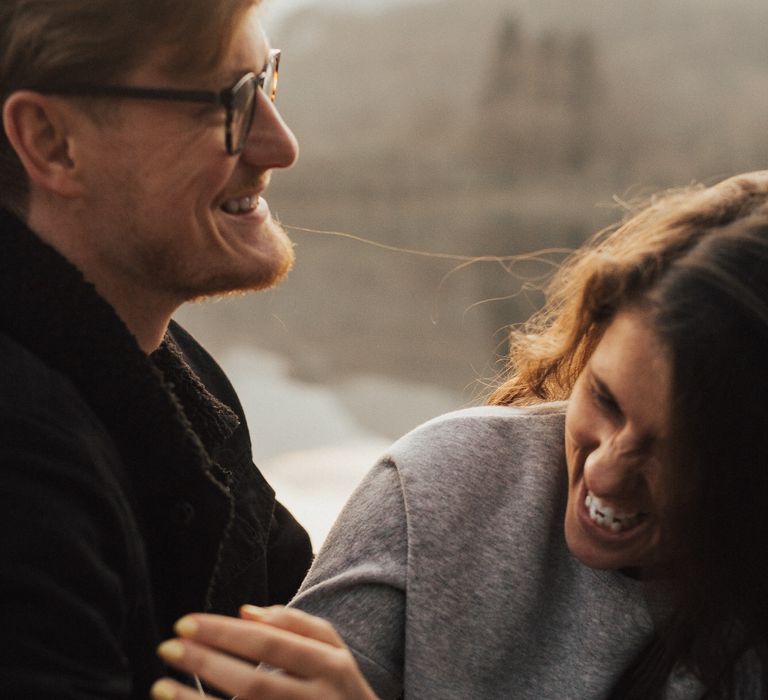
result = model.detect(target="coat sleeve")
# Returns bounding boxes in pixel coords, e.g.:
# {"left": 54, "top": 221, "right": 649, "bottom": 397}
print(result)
{"left": 0, "top": 403, "right": 146, "bottom": 698}
{"left": 289, "top": 458, "right": 407, "bottom": 700}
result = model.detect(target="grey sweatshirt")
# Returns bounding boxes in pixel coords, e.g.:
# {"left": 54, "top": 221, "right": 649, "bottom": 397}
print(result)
{"left": 291, "top": 403, "right": 703, "bottom": 699}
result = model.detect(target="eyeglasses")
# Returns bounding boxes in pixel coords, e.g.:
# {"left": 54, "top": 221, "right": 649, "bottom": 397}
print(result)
{"left": 38, "top": 48, "right": 281, "bottom": 156}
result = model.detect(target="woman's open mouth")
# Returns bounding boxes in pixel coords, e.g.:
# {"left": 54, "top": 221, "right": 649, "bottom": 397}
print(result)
{"left": 583, "top": 489, "right": 648, "bottom": 534}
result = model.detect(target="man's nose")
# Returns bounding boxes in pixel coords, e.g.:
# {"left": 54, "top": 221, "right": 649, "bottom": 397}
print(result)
{"left": 583, "top": 439, "right": 641, "bottom": 498}
{"left": 241, "top": 91, "right": 299, "bottom": 169}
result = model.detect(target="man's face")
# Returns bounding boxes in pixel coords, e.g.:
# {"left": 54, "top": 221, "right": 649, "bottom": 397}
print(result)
{"left": 72, "top": 7, "right": 298, "bottom": 306}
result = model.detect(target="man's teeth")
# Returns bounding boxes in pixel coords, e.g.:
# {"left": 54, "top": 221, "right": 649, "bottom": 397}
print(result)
{"left": 222, "top": 195, "right": 257, "bottom": 214}
{"left": 585, "top": 492, "right": 642, "bottom": 533}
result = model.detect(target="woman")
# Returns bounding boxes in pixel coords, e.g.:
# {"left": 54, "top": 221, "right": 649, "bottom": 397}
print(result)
{"left": 151, "top": 171, "right": 768, "bottom": 699}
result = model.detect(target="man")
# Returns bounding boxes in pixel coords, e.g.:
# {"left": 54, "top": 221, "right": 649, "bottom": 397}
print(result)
{"left": 0, "top": 1, "right": 313, "bottom": 696}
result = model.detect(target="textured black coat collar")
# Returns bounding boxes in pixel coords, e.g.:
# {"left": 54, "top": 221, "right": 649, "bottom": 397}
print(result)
{"left": 151, "top": 334, "right": 240, "bottom": 457}
{"left": 0, "top": 208, "right": 241, "bottom": 621}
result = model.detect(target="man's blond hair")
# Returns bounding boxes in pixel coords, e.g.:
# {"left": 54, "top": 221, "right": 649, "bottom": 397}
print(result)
{"left": 0, "top": 0, "right": 256, "bottom": 215}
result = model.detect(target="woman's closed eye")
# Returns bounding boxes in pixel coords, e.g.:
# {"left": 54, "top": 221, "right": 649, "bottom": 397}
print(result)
{"left": 590, "top": 380, "right": 621, "bottom": 416}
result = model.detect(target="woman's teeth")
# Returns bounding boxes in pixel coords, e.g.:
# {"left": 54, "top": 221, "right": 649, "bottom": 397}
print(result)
{"left": 222, "top": 195, "right": 258, "bottom": 214}
{"left": 585, "top": 492, "right": 642, "bottom": 533}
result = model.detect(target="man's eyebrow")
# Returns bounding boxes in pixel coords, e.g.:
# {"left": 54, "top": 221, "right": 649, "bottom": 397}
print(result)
{"left": 220, "top": 68, "right": 252, "bottom": 85}
{"left": 220, "top": 58, "right": 267, "bottom": 86}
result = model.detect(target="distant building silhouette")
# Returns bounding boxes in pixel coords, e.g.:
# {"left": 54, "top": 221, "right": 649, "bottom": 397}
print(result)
{"left": 478, "top": 17, "right": 602, "bottom": 179}
{"left": 484, "top": 18, "right": 524, "bottom": 104}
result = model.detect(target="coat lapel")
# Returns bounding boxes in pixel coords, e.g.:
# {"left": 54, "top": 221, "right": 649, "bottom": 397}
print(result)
{"left": 0, "top": 208, "right": 235, "bottom": 631}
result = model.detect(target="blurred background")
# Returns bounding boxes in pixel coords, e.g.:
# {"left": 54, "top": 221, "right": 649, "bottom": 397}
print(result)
{"left": 177, "top": 0, "right": 768, "bottom": 547}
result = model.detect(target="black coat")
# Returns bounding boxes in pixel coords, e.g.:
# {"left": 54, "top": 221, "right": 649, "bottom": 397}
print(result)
{"left": 0, "top": 209, "right": 313, "bottom": 698}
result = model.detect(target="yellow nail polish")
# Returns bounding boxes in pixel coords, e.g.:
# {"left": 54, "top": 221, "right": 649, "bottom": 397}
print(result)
{"left": 240, "top": 603, "right": 266, "bottom": 619}
{"left": 150, "top": 679, "right": 176, "bottom": 700}
{"left": 157, "top": 639, "right": 185, "bottom": 661}
{"left": 174, "top": 615, "right": 198, "bottom": 637}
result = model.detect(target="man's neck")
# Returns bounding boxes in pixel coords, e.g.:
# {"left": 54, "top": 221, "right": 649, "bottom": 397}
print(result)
{"left": 27, "top": 204, "right": 177, "bottom": 353}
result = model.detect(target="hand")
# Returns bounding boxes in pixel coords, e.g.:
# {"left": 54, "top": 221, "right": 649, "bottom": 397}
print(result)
{"left": 150, "top": 605, "right": 380, "bottom": 700}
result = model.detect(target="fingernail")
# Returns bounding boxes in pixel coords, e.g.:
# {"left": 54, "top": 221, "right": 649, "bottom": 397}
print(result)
{"left": 174, "top": 615, "right": 198, "bottom": 637}
{"left": 157, "top": 639, "right": 185, "bottom": 662}
{"left": 150, "top": 679, "right": 176, "bottom": 700}
{"left": 240, "top": 603, "right": 266, "bottom": 619}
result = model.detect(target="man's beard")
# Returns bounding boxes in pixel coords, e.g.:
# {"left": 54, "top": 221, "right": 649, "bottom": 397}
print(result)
{"left": 134, "top": 216, "right": 296, "bottom": 304}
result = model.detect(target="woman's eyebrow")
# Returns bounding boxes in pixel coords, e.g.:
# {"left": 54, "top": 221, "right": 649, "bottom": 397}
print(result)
{"left": 591, "top": 372, "right": 621, "bottom": 408}
{"left": 592, "top": 370, "right": 664, "bottom": 448}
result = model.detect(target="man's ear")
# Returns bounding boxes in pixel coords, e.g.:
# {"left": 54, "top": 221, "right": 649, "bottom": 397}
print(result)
{"left": 2, "top": 91, "right": 85, "bottom": 198}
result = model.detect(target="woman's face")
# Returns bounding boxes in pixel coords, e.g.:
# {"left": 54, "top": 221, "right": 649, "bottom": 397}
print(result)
{"left": 564, "top": 308, "right": 672, "bottom": 575}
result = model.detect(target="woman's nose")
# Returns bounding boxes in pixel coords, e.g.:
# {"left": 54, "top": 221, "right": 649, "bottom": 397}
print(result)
{"left": 241, "top": 91, "right": 299, "bottom": 170}
{"left": 583, "top": 440, "right": 641, "bottom": 498}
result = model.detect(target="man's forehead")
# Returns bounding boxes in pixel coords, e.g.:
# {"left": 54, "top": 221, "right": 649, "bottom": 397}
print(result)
{"left": 134, "top": 6, "right": 267, "bottom": 84}
{"left": 221, "top": 11, "right": 270, "bottom": 78}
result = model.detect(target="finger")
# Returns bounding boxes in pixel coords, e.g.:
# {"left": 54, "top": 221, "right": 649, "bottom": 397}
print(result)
{"left": 175, "top": 614, "right": 344, "bottom": 677}
{"left": 156, "top": 638, "right": 313, "bottom": 699}
{"left": 149, "top": 677, "right": 215, "bottom": 700}
{"left": 240, "top": 605, "right": 346, "bottom": 648}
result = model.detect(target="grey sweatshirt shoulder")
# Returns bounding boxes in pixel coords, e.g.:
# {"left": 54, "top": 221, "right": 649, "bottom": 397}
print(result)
{"left": 291, "top": 404, "right": 703, "bottom": 699}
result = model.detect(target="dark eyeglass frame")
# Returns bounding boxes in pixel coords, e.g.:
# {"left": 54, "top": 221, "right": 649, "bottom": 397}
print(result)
{"left": 37, "top": 48, "right": 281, "bottom": 156}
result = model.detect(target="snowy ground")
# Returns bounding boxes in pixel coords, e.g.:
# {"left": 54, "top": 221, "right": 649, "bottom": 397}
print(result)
{"left": 218, "top": 347, "right": 459, "bottom": 549}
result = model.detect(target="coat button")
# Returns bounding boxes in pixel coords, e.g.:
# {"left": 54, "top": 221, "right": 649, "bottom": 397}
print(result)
{"left": 172, "top": 501, "right": 195, "bottom": 526}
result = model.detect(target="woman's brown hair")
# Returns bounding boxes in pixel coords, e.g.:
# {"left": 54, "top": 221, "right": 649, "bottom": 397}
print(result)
{"left": 490, "top": 172, "right": 768, "bottom": 407}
